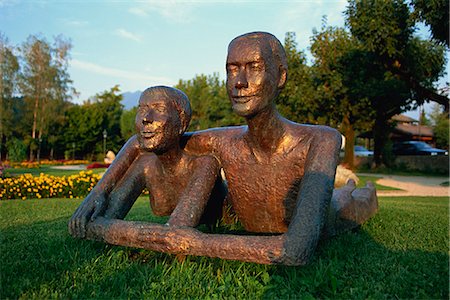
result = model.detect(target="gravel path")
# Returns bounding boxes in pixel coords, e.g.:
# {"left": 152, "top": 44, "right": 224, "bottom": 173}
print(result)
{"left": 358, "top": 173, "right": 449, "bottom": 197}
{"left": 50, "top": 165, "right": 87, "bottom": 170}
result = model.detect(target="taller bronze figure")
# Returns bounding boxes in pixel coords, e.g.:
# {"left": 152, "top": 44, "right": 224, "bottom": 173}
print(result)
{"left": 69, "top": 32, "right": 377, "bottom": 266}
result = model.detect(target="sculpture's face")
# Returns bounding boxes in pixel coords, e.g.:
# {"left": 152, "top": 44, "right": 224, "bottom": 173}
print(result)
{"left": 226, "top": 37, "right": 279, "bottom": 118}
{"left": 135, "top": 93, "right": 181, "bottom": 153}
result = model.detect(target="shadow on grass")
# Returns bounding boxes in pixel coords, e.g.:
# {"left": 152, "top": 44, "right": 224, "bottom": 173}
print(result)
{"left": 1, "top": 197, "right": 448, "bottom": 298}
{"left": 264, "top": 229, "right": 448, "bottom": 299}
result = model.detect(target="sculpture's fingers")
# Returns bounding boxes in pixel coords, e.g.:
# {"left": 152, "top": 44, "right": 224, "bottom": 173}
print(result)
{"left": 79, "top": 216, "right": 87, "bottom": 239}
{"left": 76, "top": 206, "right": 89, "bottom": 238}
{"left": 69, "top": 208, "right": 82, "bottom": 238}
{"left": 68, "top": 216, "right": 75, "bottom": 237}
{"left": 90, "top": 202, "right": 103, "bottom": 221}
{"left": 91, "top": 196, "right": 107, "bottom": 221}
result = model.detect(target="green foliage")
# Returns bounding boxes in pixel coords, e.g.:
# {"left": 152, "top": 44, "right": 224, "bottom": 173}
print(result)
{"left": 411, "top": 0, "right": 449, "bottom": 46}
{"left": 176, "top": 73, "right": 243, "bottom": 131}
{"left": 429, "top": 104, "right": 449, "bottom": 149}
{"left": 309, "top": 25, "right": 372, "bottom": 167}
{"left": 120, "top": 106, "right": 137, "bottom": 141}
{"left": 277, "top": 32, "right": 316, "bottom": 124}
{"left": 345, "top": 0, "right": 448, "bottom": 109}
{"left": 0, "top": 34, "right": 20, "bottom": 159}
{"left": 1, "top": 196, "right": 448, "bottom": 298}
{"left": 346, "top": 0, "right": 413, "bottom": 59}
{"left": 63, "top": 86, "right": 124, "bottom": 159}
{"left": 419, "top": 109, "right": 430, "bottom": 126}
{"left": 19, "top": 34, "right": 74, "bottom": 161}
{"left": 6, "top": 137, "right": 27, "bottom": 162}
{"left": 343, "top": 0, "right": 447, "bottom": 166}
{"left": 0, "top": 33, "right": 19, "bottom": 100}
{"left": 404, "top": 38, "right": 447, "bottom": 87}
{"left": 1, "top": 34, "right": 75, "bottom": 161}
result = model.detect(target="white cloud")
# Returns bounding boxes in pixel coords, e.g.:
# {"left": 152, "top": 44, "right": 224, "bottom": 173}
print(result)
{"left": 128, "top": 0, "right": 195, "bottom": 23}
{"left": 114, "top": 28, "right": 142, "bottom": 42}
{"left": 65, "top": 19, "right": 89, "bottom": 27}
{"left": 128, "top": 7, "right": 148, "bottom": 17}
{"left": 71, "top": 59, "right": 175, "bottom": 86}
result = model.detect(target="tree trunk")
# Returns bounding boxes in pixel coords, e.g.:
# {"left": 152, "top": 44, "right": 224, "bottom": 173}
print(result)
{"left": 342, "top": 115, "right": 355, "bottom": 169}
{"left": 372, "top": 115, "right": 388, "bottom": 168}
{"left": 30, "top": 94, "right": 39, "bottom": 161}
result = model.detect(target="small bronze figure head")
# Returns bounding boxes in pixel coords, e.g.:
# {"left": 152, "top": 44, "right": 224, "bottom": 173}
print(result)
{"left": 226, "top": 32, "right": 288, "bottom": 118}
{"left": 135, "top": 86, "right": 192, "bottom": 153}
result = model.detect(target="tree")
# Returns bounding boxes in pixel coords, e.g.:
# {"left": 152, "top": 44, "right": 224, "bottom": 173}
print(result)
{"left": 419, "top": 108, "right": 430, "bottom": 126}
{"left": 120, "top": 106, "right": 138, "bottom": 141}
{"left": 63, "top": 86, "right": 123, "bottom": 159}
{"left": 340, "top": 49, "right": 412, "bottom": 167}
{"left": 309, "top": 25, "right": 375, "bottom": 168}
{"left": 411, "top": 0, "right": 449, "bottom": 47}
{"left": 344, "top": 0, "right": 447, "bottom": 166}
{"left": 429, "top": 103, "right": 449, "bottom": 149}
{"left": 345, "top": 0, "right": 448, "bottom": 111}
{"left": 0, "top": 33, "right": 19, "bottom": 161}
{"left": 277, "top": 32, "right": 316, "bottom": 125}
{"left": 19, "top": 34, "right": 74, "bottom": 161}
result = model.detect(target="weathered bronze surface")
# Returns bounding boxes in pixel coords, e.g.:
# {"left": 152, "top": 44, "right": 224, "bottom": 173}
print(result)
{"left": 69, "top": 86, "right": 224, "bottom": 238}
{"left": 69, "top": 32, "right": 378, "bottom": 266}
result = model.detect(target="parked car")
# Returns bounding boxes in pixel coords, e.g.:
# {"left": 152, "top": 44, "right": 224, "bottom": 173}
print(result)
{"left": 393, "top": 141, "right": 448, "bottom": 156}
{"left": 354, "top": 145, "right": 374, "bottom": 157}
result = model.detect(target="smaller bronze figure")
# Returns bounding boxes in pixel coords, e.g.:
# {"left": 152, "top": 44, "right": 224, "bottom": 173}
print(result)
{"left": 69, "top": 86, "right": 222, "bottom": 238}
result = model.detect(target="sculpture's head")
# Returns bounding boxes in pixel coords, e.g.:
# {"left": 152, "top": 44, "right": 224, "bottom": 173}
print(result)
{"left": 226, "top": 32, "right": 288, "bottom": 118}
{"left": 135, "top": 86, "right": 192, "bottom": 153}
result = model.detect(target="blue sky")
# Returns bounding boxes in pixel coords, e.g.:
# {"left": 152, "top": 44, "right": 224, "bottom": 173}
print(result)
{"left": 1, "top": 0, "right": 448, "bottom": 118}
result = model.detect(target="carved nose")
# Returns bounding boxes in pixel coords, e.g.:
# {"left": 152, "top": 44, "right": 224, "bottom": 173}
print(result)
{"left": 143, "top": 115, "right": 153, "bottom": 124}
{"left": 235, "top": 72, "right": 248, "bottom": 89}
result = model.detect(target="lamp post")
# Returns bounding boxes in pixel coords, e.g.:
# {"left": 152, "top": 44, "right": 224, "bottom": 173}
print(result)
{"left": 72, "top": 142, "right": 75, "bottom": 161}
{"left": 103, "top": 129, "right": 107, "bottom": 156}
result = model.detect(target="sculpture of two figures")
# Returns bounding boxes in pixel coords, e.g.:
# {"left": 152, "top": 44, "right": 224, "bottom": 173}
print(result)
{"left": 69, "top": 32, "right": 378, "bottom": 266}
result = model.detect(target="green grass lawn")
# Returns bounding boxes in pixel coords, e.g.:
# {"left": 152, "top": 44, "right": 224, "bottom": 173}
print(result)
{"left": 5, "top": 165, "right": 106, "bottom": 177}
{"left": 1, "top": 196, "right": 448, "bottom": 299}
{"left": 357, "top": 175, "right": 401, "bottom": 191}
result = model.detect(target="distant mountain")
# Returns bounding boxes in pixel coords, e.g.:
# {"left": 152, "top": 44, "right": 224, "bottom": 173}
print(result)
{"left": 121, "top": 91, "right": 141, "bottom": 110}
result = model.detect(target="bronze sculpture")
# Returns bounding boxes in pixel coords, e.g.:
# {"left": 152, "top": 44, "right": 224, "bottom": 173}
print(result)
{"left": 70, "top": 86, "right": 224, "bottom": 234}
{"left": 69, "top": 32, "right": 378, "bottom": 266}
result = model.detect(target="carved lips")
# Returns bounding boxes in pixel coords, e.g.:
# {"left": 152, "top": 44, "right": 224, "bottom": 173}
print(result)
{"left": 139, "top": 131, "right": 158, "bottom": 139}
{"left": 231, "top": 96, "right": 253, "bottom": 104}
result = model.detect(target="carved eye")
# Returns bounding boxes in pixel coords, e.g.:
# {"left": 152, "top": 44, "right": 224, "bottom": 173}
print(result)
{"left": 227, "top": 64, "right": 238, "bottom": 74}
{"left": 138, "top": 106, "right": 146, "bottom": 114}
{"left": 249, "top": 62, "right": 262, "bottom": 71}
{"left": 153, "top": 106, "right": 166, "bottom": 113}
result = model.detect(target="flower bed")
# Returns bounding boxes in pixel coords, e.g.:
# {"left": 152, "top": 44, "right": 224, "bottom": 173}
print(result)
{"left": 0, "top": 171, "right": 100, "bottom": 200}
{"left": 4, "top": 160, "right": 90, "bottom": 169}
{"left": 86, "top": 162, "right": 110, "bottom": 169}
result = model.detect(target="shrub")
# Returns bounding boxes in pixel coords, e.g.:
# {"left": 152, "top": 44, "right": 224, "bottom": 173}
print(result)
{"left": 6, "top": 138, "right": 27, "bottom": 162}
